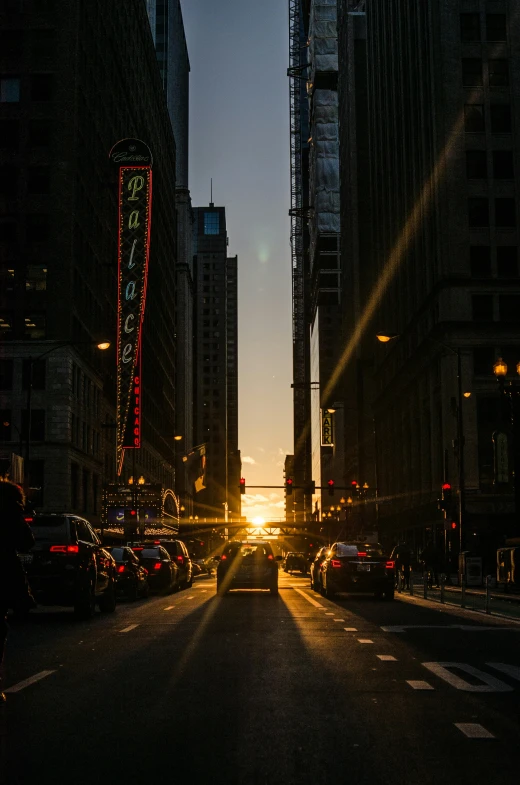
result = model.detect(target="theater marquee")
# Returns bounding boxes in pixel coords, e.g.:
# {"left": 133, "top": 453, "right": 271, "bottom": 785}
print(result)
{"left": 109, "top": 139, "right": 153, "bottom": 475}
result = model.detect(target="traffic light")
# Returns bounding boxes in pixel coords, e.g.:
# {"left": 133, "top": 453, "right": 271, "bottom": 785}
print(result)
{"left": 124, "top": 508, "right": 138, "bottom": 526}
{"left": 306, "top": 480, "right": 316, "bottom": 495}
{"left": 285, "top": 477, "right": 294, "bottom": 496}
{"left": 450, "top": 521, "right": 457, "bottom": 530}
{"left": 239, "top": 477, "right": 246, "bottom": 495}
{"left": 439, "top": 482, "right": 452, "bottom": 511}
{"left": 327, "top": 479, "right": 335, "bottom": 496}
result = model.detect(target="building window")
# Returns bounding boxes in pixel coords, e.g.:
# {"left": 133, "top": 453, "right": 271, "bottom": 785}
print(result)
{"left": 82, "top": 469, "right": 89, "bottom": 512}
{"left": 468, "top": 198, "right": 489, "bottom": 227}
{"left": 26, "top": 214, "right": 50, "bottom": 241}
{"left": 0, "top": 77, "right": 20, "bottom": 102}
{"left": 497, "top": 247, "right": 517, "bottom": 278}
{"left": 28, "top": 460, "right": 44, "bottom": 507}
{"left": 27, "top": 166, "right": 50, "bottom": 194}
{"left": 0, "top": 30, "right": 23, "bottom": 56}
{"left": 92, "top": 474, "right": 98, "bottom": 514}
{"left": 473, "top": 348, "right": 495, "bottom": 376}
{"left": 466, "top": 150, "right": 487, "bottom": 179}
{"left": 460, "top": 13, "right": 480, "bottom": 42}
{"left": 0, "top": 166, "right": 18, "bottom": 196}
{"left": 28, "top": 119, "right": 51, "bottom": 147}
{"left": 22, "top": 358, "right": 46, "bottom": 390}
{"left": 462, "top": 59, "right": 483, "bottom": 86}
{"left": 30, "top": 74, "right": 53, "bottom": 101}
{"left": 472, "top": 295, "right": 494, "bottom": 321}
{"left": 492, "top": 150, "right": 514, "bottom": 179}
{"left": 499, "top": 296, "right": 520, "bottom": 322}
{"left": 24, "top": 313, "right": 46, "bottom": 339}
{"left": 25, "top": 264, "right": 47, "bottom": 291}
{"left": 489, "top": 60, "right": 509, "bottom": 87}
{"left": 204, "top": 212, "right": 220, "bottom": 235}
{"left": 0, "top": 412, "right": 12, "bottom": 441}
{"left": 30, "top": 29, "right": 56, "bottom": 59}
{"left": 495, "top": 198, "right": 516, "bottom": 227}
{"left": 0, "top": 360, "right": 13, "bottom": 390}
{"left": 0, "top": 120, "right": 19, "bottom": 149}
{"left": 464, "top": 104, "right": 485, "bottom": 132}
{"left": 470, "top": 246, "right": 491, "bottom": 277}
{"left": 21, "top": 409, "right": 45, "bottom": 441}
{"left": 490, "top": 104, "right": 511, "bottom": 133}
{"left": 71, "top": 462, "right": 79, "bottom": 509}
{"left": 486, "top": 14, "right": 507, "bottom": 42}
{"left": 0, "top": 314, "right": 13, "bottom": 339}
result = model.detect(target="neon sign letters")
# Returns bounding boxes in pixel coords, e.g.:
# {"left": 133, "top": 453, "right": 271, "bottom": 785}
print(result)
{"left": 110, "top": 139, "right": 153, "bottom": 475}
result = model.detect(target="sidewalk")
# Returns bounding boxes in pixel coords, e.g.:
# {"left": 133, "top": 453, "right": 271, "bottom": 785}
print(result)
{"left": 397, "top": 572, "right": 520, "bottom": 621}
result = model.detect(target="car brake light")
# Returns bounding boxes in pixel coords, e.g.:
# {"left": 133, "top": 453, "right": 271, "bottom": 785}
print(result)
{"left": 331, "top": 559, "right": 342, "bottom": 568}
{"left": 220, "top": 554, "right": 227, "bottom": 560}
{"left": 177, "top": 555, "right": 184, "bottom": 564}
{"left": 386, "top": 560, "right": 395, "bottom": 569}
{"left": 24, "top": 516, "right": 34, "bottom": 523}
{"left": 154, "top": 540, "right": 160, "bottom": 544}
{"left": 357, "top": 552, "right": 367, "bottom": 557}
{"left": 117, "top": 565, "right": 126, "bottom": 574}
{"left": 132, "top": 547, "right": 143, "bottom": 551}
{"left": 267, "top": 554, "right": 273, "bottom": 560}
{"left": 50, "top": 545, "right": 79, "bottom": 554}
{"left": 154, "top": 562, "right": 162, "bottom": 571}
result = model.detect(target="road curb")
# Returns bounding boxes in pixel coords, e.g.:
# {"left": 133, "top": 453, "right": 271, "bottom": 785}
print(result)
{"left": 396, "top": 592, "right": 520, "bottom": 626}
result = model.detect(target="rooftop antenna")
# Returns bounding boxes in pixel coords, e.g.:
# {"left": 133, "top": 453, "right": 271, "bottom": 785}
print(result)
{"left": 210, "top": 178, "right": 214, "bottom": 207}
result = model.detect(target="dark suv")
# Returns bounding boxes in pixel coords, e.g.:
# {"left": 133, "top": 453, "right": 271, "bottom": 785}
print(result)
{"left": 153, "top": 540, "right": 193, "bottom": 589}
{"left": 24, "top": 514, "right": 117, "bottom": 618}
{"left": 217, "top": 541, "right": 279, "bottom": 595}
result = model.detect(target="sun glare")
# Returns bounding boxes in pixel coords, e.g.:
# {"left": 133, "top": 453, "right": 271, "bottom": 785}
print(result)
{"left": 251, "top": 516, "right": 265, "bottom": 526}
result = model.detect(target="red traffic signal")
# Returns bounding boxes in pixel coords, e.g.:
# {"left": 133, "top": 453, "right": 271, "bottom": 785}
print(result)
{"left": 442, "top": 483, "right": 451, "bottom": 491}
{"left": 285, "top": 477, "right": 294, "bottom": 496}
{"left": 239, "top": 477, "right": 246, "bottom": 495}
{"left": 450, "top": 521, "right": 457, "bottom": 530}
{"left": 328, "top": 479, "right": 335, "bottom": 496}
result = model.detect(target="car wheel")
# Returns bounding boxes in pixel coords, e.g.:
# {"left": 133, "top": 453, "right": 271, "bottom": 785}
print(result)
{"left": 270, "top": 584, "right": 279, "bottom": 595}
{"left": 325, "top": 581, "right": 335, "bottom": 599}
{"left": 384, "top": 589, "right": 395, "bottom": 601}
{"left": 374, "top": 591, "right": 384, "bottom": 601}
{"left": 99, "top": 579, "right": 116, "bottom": 613}
{"left": 74, "top": 581, "right": 96, "bottom": 620}
{"left": 187, "top": 576, "right": 193, "bottom": 588}
{"left": 141, "top": 582, "right": 150, "bottom": 599}
{"left": 127, "top": 581, "right": 138, "bottom": 602}
{"left": 310, "top": 576, "right": 314, "bottom": 591}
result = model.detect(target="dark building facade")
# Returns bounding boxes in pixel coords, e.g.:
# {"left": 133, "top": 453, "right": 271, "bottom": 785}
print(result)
{"left": 192, "top": 205, "right": 240, "bottom": 521}
{"left": 338, "top": 0, "right": 520, "bottom": 568}
{"left": 0, "top": 0, "right": 178, "bottom": 523}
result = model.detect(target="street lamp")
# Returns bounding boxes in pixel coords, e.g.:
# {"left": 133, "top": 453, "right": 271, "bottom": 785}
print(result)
{"left": 493, "top": 357, "right": 520, "bottom": 527}
{"left": 377, "top": 331, "right": 469, "bottom": 556}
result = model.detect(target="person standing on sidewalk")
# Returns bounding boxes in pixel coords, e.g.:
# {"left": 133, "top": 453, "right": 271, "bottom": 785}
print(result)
{"left": 420, "top": 540, "right": 443, "bottom": 588}
{"left": 0, "top": 479, "right": 35, "bottom": 703}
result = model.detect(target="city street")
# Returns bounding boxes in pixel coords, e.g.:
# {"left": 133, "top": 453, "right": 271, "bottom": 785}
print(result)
{"left": 1, "top": 571, "right": 519, "bottom": 785}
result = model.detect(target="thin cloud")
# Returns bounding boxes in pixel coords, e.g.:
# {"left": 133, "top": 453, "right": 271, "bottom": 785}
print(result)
{"left": 242, "top": 456, "right": 256, "bottom": 465}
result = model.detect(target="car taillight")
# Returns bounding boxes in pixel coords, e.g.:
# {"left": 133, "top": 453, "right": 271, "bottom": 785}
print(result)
{"left": 50, "top": 545, "right": 79, "bottom": 554}
{"left": 117, "top": 565, "right": 126, "bottom": 574}
{"left": 177, "top": 555, "right": 184, "bottom": 564}
{"left": 24, "top": 516, "right": 34, "bottom": 523}
{"left": 357, "top": 552, "right": 367, "bottom": 557}
{"left": 267, "top": 554, "right": 273, "bottom": 560}
{"left": 331, "top": 559, "right": 342, "bottom": 568}
{"left": 154, "top": 562, "right": 162, "bottom": 571}
{"left": 386, "top": 560, "right": 395, "bottom": 570}
{"left": 220, "top": 554, "right": 227, "bottom": 561}
{"left": 132, "top": 547, "right": 143, "bottom": 552}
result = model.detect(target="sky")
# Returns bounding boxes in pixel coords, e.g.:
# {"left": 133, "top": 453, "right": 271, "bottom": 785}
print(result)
{"left": 181, "top": 0, "right": 293, "bottom": 522}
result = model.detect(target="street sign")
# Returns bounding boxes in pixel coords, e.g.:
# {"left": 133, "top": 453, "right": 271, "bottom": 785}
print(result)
{"left": 493, "top": 431, "right": 509, "bottom": 484}
{"left": 321, "top": 409, "right": 334, "bottom": 446}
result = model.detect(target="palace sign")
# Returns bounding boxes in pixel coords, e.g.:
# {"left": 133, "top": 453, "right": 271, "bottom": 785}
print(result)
{"left": 109, "top": 139, "right": 153, "bottom": 475}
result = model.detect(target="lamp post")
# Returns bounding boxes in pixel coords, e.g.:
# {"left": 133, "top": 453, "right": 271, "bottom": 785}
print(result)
{"left": 377, "top": 332, "right": 469, "bottom": 556}
{"left": 493, "top": 357, "right": 520, "bottom": 528}
{"left": 24, "top": 340, "right": 110, "bottom": 495}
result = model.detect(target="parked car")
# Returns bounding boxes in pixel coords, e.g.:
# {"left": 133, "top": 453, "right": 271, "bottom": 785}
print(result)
{"left": 284, "top": 551, "right": 308, "bottom": 574}
{"left": 24, "top": 513, "right": 117, "bottom": 619}
{"left": 107, "top": 546, "right": 149, "bottom": 600}
{"left": 310, "top": 546, "right": 330, "bottom": 592}
{"left": 320, "top": 541, "right": 395, "bottom": 600}
{"left": 152, "top": 540, "right": 193, "bottom": 589}
{"left": 131, "top": 545, "right": 179, "bottom": 593}
{"left": 217, "top": 541, "right": 278, "bottom": 595}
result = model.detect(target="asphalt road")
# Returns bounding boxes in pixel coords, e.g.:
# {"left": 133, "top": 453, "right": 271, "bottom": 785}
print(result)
{"left": 1, "top": 571, "right": 519, "bottom": 785}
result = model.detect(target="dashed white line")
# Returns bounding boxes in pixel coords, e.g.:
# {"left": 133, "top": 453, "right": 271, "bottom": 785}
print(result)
{"left": 344, "top": 627, "right": 358, "bottom": 632}
{"left": 163, "top": 606, "right": 175, "bottom": 611}
{"left": 333, "top": 618, "right": 345, "bottom": 622}
{"left": 293, "top": 587, "right": 325, "bottom": 608}
{"left": 358, "top": 639, "right": 373, "bottom": 644}
{"left": 119, "top": 624, "right": 138, "bottom": 633}
{"left": 455, "top": 723, "right": 495, "bottom": 739}
{"left": 406, "top": 680, "right": 434, "bottom": 690}
{"left": 186, "top": 596, "right": 195, "bottom": 600}
{"left": 4, "top": 670, "right": 56, "bottom": 693}
{"left": 325, "top": 612, "right": 334, "bottom": 615}
{"left": 377, "top": 655, "right": 397, "bottom": 661}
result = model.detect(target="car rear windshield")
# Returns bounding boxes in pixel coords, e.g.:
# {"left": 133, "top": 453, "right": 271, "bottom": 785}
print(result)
{"left": 109, "top": 548, "right": 125, "bottom": 561}
{"left": 230, "top": 544, "right": 273, "bottom": 559}
{"left": 140, "top": 549, "right": 162, "bottom": 558}
{"left": 337, "top": 543, "right": 385, "bottom": 557}
{"left": 158, "top": 542, "right": 177, "bottom": 557}
{"left": 31, "top": 517, "right": 71, "bottom": 541}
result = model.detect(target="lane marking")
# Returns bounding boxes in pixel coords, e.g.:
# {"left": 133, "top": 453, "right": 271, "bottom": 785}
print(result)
{"left": 487, "top": 663, "right": 520, "bottom": 682}
{"left": 119, "top": 624, "right": 138, "bottom": 633}
{"left": 187, "top": 596, "right": 195, "bottom": 600}
{"left": 454, "top": 723, "right": 495, "bottom": 739}
{"left": 163, "top": 606, "right": 175, "bottom": 611}
{"left": 325, "top": 612, "right": 334, "bottom": 615}
{"left": 358, "top": 639, "right": 373, "bottom": 644}
{"left": 406, "top": 680, "right": 434, "bottom": 690}
{"left": 334, "top": 618, "right": 345, "bottom": 622}
{"left": 5, "top": 670, "right": 56, "bottom": 693}
{"left": 344, "top": 627, "right": 358, "bottom": 632}
{"left": 382, "top": 624, "right": 520, "bottom": 633}
{"left": 422, "top": 662, "right": 513, "bottom": 692}
{"left": 293, "top": 587, "right": 325, "bottom": 608}
{"left": 377, "top": 655, "right": 397, "bottom": 661}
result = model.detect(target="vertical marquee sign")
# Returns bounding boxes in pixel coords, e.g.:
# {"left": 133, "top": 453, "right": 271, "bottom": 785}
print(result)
{"left": 109, "top": 139, "right": 153, "bottom": 475}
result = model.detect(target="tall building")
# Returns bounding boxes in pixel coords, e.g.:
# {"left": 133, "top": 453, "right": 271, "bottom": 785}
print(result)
{"left": 192, "top": 205, "right": 240, "bottom": 521}
{"left": 340, "top": 0, "right": 520, "bottom": 569}
{"left": 0, "top": 0, "right": 178, "bottom": 523}
{"left": 146, "top": 0, "right": 194, "bottom": 514}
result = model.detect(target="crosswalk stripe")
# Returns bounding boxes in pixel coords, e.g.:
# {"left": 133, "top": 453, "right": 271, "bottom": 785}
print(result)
{"left": 487, "top": 663, "right": 520, "bottom": 682}
{"left": 119, "top": 624, "right": 138, "bottom": 633}
{"left": 343, "top": 627, "right": 357, "bottom": 632}
{"left": 358, "top": 639, "right": 373, "bottom": 644}
{"left": 455, "top": 723, "right": 494, "bottom": 739}
{"left": 333, "top": 618, "right": 345, "bottom": 622}
{"left": 406, "top": 680, "right": 434, "bottom": 690}
{"left": 377, "top": 655, "right": 397, "bottom": 661}
{"left": 4, "top": 670, "right": 56, "bottom": 693}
